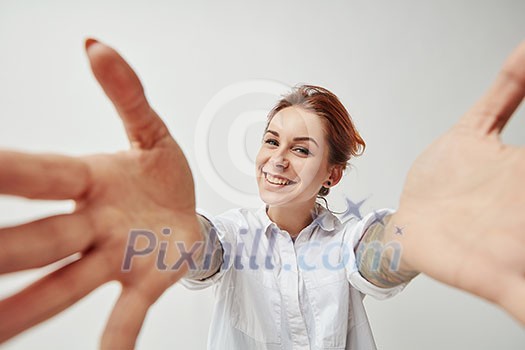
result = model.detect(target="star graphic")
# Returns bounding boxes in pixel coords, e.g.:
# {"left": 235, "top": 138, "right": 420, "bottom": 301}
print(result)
{"left": 394, "top": 225, "right": 405, "bottom": 235}
{"left": 340, "top": 195, "right": 367, "bottom": 223}
{"left": 372, "top": 210, "right": 388, "bottom": 226}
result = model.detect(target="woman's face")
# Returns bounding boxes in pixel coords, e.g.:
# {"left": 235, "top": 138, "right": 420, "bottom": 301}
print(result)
{"left": 255, "top": 106, "right": 334, "bottom": 207}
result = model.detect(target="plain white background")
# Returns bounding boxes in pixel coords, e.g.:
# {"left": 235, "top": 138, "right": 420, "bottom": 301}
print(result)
{"left": 0, "top": 1, "right": 524, "bottom": 349}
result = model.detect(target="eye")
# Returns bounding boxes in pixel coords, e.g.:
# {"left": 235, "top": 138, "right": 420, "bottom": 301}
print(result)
{"left": 294, "top": 147, "right": 310, "bottom": 155}
{"left": 264, "top": 138, "right": 278, "bottom": 146}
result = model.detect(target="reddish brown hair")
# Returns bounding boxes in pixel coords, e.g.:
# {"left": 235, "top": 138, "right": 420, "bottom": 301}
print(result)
{"left": 265, "top": 84, "right": 365, "bottom": 197}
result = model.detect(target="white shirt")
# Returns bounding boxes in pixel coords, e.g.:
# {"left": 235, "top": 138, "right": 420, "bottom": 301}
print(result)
{"left": 182, "top": 203, "right": 406, "bottom": 350}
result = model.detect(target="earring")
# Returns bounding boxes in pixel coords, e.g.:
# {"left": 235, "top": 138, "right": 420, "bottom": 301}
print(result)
{"left": 326, "top": 181, "right": 331, "bottom": 187}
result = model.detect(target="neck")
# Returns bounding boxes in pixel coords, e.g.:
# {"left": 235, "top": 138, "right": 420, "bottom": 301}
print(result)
{"left": 266, "top": 198, "right": 318, "bottom": 238}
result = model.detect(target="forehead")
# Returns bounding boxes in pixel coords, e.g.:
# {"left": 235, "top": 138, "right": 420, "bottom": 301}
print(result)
{"left": 268, "top": 106, "right": 326, "bottom": 140}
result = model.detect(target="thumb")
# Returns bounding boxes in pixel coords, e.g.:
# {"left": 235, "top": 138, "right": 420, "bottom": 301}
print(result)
{"left": 85, "top": 38, "right": 170, "bottom": 149}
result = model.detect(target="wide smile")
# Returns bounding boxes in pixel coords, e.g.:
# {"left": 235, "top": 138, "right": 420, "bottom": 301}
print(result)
{"left": 263, "top": 172, "right": 297, "bottom": 187}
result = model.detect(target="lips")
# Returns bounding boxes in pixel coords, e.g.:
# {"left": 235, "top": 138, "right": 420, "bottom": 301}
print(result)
{"left": 263, "top": 172, "right": 296, "bottom": 186}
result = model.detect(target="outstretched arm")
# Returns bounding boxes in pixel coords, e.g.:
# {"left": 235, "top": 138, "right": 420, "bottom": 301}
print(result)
{"left": 356, "top": 40, "right": 525, "bottom": 325}
{"left": 0, "top": 39, "right": 208, "bottom": 349}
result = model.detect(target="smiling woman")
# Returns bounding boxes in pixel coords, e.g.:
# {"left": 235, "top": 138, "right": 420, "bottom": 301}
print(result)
{"left": 180, "top": 84, "right": 409, "bottom": 349}
{"left": 257, "top": 106, "right": 333, "bottom": 208}
{"left": 255, "top": 86, "right": 364, "bottom": 234}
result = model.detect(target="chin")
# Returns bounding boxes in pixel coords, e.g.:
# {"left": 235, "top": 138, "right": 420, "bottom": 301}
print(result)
{"left": 259, "top": 192, "right": 284, "bottom": 206}
{"left": 258, "top": 189, "right": 299, "bottom": 207}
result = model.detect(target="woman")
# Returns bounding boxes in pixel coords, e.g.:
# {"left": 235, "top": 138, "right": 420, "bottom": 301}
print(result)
{"left": 181, "top": 84, "right": 415, "bottom": 349}
{"left": 0, "top": 39, "right": 524, "bottom": 349}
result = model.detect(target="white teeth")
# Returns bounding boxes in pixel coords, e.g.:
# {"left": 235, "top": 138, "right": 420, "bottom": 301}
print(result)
{"left": 266, "top": 173, "right": 291, "bottom": 185}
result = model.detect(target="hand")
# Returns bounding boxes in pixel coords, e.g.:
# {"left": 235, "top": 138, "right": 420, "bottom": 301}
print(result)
{"left": 393, "top": 41, "right": 525, "bottom": 324}
{"left": 0, "top": 39, "right": 202, "bottom": 348}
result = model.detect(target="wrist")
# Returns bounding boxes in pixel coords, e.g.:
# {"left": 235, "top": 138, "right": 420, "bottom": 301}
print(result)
{"left": 386, "top": 204, "right": 449, "bottom": 277}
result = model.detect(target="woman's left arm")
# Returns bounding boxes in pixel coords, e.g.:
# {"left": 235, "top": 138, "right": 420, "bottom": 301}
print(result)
{"left": 356, "top": 39, "right": 525, "bottom": 325}
{"left": 355, "top": 214, "right": 419, "bottom": 288}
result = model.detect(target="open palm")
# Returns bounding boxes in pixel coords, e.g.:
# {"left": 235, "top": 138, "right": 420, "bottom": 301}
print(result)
{"left": 0, "top": 40, "right": 201, "bottom": 349}
{"left": 396, "top": 41, "right": 525, "bottom": 324}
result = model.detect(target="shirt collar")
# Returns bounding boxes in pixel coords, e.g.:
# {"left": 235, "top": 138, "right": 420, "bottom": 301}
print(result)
{"left": 256, "top": 202, "right": 339, "bottom": 234}
{"left": 311, "top": 202, "right": 338, "bottom": 231}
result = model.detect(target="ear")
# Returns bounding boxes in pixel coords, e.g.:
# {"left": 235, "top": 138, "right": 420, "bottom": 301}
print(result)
{"left": 325, "top": 165, "right": 343, "bottom": 187}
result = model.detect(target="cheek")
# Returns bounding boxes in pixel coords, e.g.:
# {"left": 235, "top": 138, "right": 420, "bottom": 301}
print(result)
{"left": 294, "top": 159, "right": 325, "bottom": 183}
{"left": 255, "top": 148, "right": 267, "bottom": 168}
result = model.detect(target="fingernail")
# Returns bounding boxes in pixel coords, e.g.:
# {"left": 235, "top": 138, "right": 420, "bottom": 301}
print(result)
{"left": 85, "top": 38, "right": 99, "bottom": 50}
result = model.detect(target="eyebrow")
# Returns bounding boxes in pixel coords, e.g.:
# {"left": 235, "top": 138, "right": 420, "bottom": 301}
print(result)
{"left": 265, "top": 130, "right": 319, "bottom": 147}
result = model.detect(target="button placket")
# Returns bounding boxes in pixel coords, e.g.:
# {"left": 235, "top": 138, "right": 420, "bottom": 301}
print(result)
{"left": 277, "top": 231, "right": 310, "bottom": 349}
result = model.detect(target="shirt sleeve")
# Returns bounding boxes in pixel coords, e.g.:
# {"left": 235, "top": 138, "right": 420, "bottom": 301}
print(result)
{"left": 180, "top": 207, "right": 239, "bottom": 290}
{"left": 344, "top": 208, "right": 408, "bottom": 300}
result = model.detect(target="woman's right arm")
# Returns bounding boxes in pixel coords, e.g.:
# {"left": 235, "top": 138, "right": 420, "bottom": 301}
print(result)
{"left": 0, "top": 39, "right": 204, "bottom": 349}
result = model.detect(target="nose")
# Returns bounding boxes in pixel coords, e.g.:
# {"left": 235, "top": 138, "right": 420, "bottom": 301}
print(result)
{"left": 269, "top": 152, "right": 288, "bottom": 170}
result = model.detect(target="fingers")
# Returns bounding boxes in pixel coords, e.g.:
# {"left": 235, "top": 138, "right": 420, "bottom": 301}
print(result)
{"left": 0, "top": 150, "right": 90, "bottom": 200}
{"left": 0, "top": 212, "right": 93, "bottom": 274}
{"left": 100, "top": 287, "right": 155, "bottom": 350}
{"left": 85, "top": 38, "right": 170, "bottom": 149}
{"left": 461, "top": 40, "right": 525, "bottom": 135}
{"left": 0, "top": 251, "right": 112, "bottom": 344}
